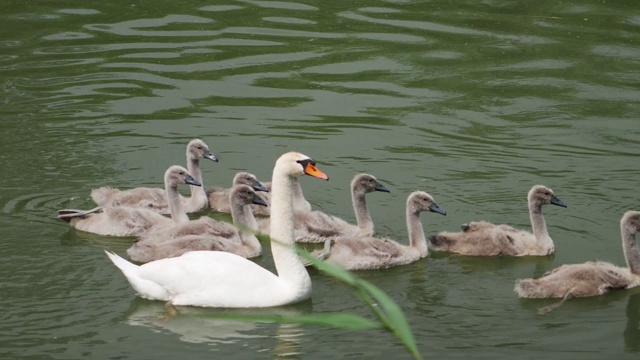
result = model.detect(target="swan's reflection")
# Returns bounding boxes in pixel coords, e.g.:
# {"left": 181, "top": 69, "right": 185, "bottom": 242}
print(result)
{"left": 125, "top": 298, "right": 311, "bottom": 356}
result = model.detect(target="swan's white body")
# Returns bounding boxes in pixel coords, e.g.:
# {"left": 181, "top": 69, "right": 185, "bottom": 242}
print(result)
{"left": 91, "top": 139, "right": 217, "bottom": 214}
{"left": 58, "top": 166, "right": 199, "bottom": 237}
{"left": 105, "top": 151, "right": 329, "bottom": 308}
{"left": 428, "top": 185, "right": 567, "bottom": 256}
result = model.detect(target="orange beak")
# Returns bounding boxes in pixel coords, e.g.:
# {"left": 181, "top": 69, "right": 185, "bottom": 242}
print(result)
{"left": 304, "top": 162, "right": 329, "bottom": 181}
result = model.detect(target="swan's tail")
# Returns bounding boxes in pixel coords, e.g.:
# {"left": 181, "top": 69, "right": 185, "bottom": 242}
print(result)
{"left": 91, "top": 187, "right": 119, "bottom": 206}
{"left": 105, "top": 250, "right": 139, "bottom": 274}
{"left": 104, "top": 250, "right": 171, "bottom": 301}
{"left": 57, "top": 207, "right": 103, "bottom": 222}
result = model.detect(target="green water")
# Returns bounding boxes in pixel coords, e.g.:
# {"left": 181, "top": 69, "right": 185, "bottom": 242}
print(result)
{"left": 2, "top": 1, "right": 640, "bottom": 358}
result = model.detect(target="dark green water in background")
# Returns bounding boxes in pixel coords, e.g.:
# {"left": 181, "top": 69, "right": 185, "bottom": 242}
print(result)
{"left": 1, "top": 1, "right": 640, "bottom": 358}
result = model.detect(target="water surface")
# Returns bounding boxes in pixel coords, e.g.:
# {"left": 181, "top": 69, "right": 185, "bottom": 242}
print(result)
{"left": 2, "top": 1, "right": 640, "bottom": 359}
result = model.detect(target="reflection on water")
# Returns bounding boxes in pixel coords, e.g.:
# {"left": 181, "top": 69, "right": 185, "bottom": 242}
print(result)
{"left": 625, "top": 293, "right": 640, "bottom": 352}
{"left": 125, "top": 298, "right": 307, "bottom": 357}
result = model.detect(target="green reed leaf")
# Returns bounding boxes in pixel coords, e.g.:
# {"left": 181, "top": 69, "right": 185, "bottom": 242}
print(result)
{"left": 297, "top": 246, "right": 423, "bottom": 360}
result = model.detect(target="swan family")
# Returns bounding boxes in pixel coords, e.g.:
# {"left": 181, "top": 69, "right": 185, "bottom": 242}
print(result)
{"left": 57, "top": 139, "right": 640, "bottom": 311}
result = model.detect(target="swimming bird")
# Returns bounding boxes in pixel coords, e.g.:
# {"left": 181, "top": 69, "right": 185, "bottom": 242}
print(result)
{"left": 207, "top": 172, "right": 269, "bottom": 217}
{"left": 91, "top": 139, "right": 218, "bottom": 213}
{"left": 127, "top": 184, "right": 268, "bottom": 262}
{"left": 514, "top": 210, "right": 640, "bottom": 313}
{"left": 311, "top": 191, "right": 446, "bottom": 270}
{"left": 257, "top": 173, "right": 390, "bottom": 243}
{"left": 104, "top": 151, "right": 329, "bottom": 308}
{"left": 428, "top": 185, "right": 567, "bottom": 256}
{"left": 58, "top": 166, "right": 200, "bottom": 237}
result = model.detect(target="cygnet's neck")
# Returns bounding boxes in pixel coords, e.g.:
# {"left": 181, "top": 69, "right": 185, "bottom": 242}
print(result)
{"left": 528, "top": 199, "right": 553, "bottom": 253}
{"left": 406, "top": 200, "right": 427, "bottom": 257}
{"left": 353, "top": 188, "right": 374, "bottom": 235}
{"left": 186, "top": 157, "right": 208, "bottom": 209}
{"left": 230, "top": 197, "right": 260, "bottom": 252}
{"left": 291, "top": 180, "right": 311, "bottom": 212}
{"left": 621, "top": 219, "right": 640, "bottom": 275}
{"left": 166, "top": 183, "right": 189, "bottom": 224}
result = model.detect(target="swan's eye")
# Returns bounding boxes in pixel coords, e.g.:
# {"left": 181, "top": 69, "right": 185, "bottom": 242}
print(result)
{"left": 296, "top": 159, "right": 315, "bottom": 166}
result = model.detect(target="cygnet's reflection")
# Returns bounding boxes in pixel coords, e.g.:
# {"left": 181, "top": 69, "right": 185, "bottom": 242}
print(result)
{"left": 625, "top": 292, "right": 640, "bottom": 352}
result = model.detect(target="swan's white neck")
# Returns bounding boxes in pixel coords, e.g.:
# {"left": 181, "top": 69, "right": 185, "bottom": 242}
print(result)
{"left": 622, "top": 220, "right": 640, "bottom": 275}
{"left": 353, "top": 188, "right": 374, "bottom": 235}
{"left": 166, "top": 183, "right": 189, "bottom": 224}
{"left": 270, "top": 173, "right": 311, "bottom": 294}
{"left": 406, "top": 202, "right": 427, "bottom": 257}
{"left": 230, "top": 198, "right": 260, "bottom": 251}
{"left": 528, "top": 201, "right": 553, "bottom": 254}
{"left": 186, "top": 157, "right": 208, "bottom": 210}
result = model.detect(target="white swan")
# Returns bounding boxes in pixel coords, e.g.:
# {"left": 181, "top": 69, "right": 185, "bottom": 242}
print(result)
{"left": 58, "top": 166, "right": 200, "bottom": 237}
{"left": 207, "top": 172, "right": 269, "bottom": 216}
{"left": 127, "top": 184, "right": 268, "bottom": 262}
{"left": 427, "top": 185, "right": 567, "bottom": 256}
{"left": 514, "top": 211, "right": 640, "bottom": 311}
{"left": 91, "top": 139, "right": 218, "bottom": 214}
{"left": 312, "top": 191, "right": 446, "bottom": 270}
{"left": 105, "top": 151, "right": 329, "bottom": 308}
{"left": 257, "top": 173, "right": 390, "bottom": 243}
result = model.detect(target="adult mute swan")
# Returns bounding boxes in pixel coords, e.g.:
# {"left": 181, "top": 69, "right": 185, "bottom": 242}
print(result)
{"left": 428, "top": 185, "right": 567, "bottom": 256}
{"left": 514, "top": 211, "right": 640, "bottom": 312}
{"left": 207, "top": 172, "right": 269, "bottom": 216}
{"left": 58, "top": 166, "right": 200, "bottom": 237}
{"left": 312, "top": 191, "right": 446, "bottom": 270}
{"left": 257, "top": 173, "right": 390, "bottom": 243}
{"left": 127, "top": 184, "right": 268, "bottom": 262}
{"left": 91, "top": 139, "right": 218, "bottom": 214}
{"left": 105, "top": 151, "right": 329, "bottom": 308}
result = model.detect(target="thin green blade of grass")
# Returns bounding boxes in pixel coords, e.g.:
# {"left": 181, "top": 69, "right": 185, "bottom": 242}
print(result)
{"left": 358, "top": 280, "right": 422, "bottom": 360}
{"left": 298, "top": 246, "right": 422, "bottom": 360}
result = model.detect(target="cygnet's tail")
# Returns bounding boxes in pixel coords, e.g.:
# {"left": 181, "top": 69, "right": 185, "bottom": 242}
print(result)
{"left": 514, "top": 278, "right": 544, "bottom": 298}
{"left": 57, "top": 207, "right": 103, "bottom": 222}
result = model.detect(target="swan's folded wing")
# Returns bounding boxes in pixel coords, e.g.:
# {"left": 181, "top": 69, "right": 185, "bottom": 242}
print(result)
{"left": 137, "top": 251, "right": 283, "bottom": 306}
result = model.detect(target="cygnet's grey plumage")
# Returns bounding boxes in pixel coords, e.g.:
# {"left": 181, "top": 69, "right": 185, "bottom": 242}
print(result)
{"left": 428, "top": 185, "right": 567, "bottom": 256}
{"left": 91, "top": 139, "right": 218, "bottom": 214}
{"left": 207, "top": 172, "right": 269, "bottom": 216}
{"left": 312, "top": 191, "right": 446, "bottom": 270}
{"left": 514, "top": 211, "right": 640, "bottom": 313}
{"left": 257, "top": 173, "right": 390, "bottom": 243}
{"left": 58, "top": 166, "right": 200, "bottom": 237}
{"left": 260, "top": 179, "right": 311, "bottom": 212}
{"left": 127, "top": 184, "right": 268, "bottom": 262}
